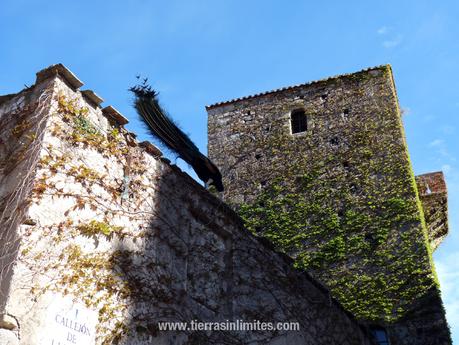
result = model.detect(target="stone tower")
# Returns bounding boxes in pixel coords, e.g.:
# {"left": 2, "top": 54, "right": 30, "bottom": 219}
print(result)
{"left": 207, "top": 65, "right": 451, "bottom": 344}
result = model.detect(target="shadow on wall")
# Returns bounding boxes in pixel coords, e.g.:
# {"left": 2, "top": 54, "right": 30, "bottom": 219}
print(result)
{"left": 109, "top": 162, "right": 371, "bottom": 345}
{"left": 112, "top": 169, "right": 237, "bottom": 344}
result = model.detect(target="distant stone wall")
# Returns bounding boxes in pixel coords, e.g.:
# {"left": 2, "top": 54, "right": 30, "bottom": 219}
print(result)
{"left": 207, "top": 65, "right": 451, "bottom": 344}
{"left": 416, "top": 172, "right": 449, "bottom": 251}
{"left": 0, "top": 66, "right": 373, "bottom": 345}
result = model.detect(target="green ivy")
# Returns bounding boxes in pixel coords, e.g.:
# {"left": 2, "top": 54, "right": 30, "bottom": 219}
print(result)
{"left": 236, "top": 72, "right": 436, "bottom": 322}
{"left": 77, "top": 220, "right": 123, "bottom": 237}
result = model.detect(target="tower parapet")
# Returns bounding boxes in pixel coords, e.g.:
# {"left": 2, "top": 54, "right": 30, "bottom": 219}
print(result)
{"left": 416, "top": 171, "right": 449, "bottom": 251}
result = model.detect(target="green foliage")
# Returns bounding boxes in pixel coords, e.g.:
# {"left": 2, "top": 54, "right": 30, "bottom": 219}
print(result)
{"left": 55, "top": 244, "right": 131, "bottom": 344}
{"left": 57, "top": 94, "right": 128, "bottom": 156}
{"left": 74, "top": 114, "right": 98, "bottom": 135}
{"left": 236, "top": 85, "right": 436, "bottom": 322}
{"left": 77, "top": 220, "right": 123, "bottom": 237}
{"left": 11, "top": 119, "right": 31, "bottom": 138}
{"left": 239, "top": 174, "right": 435, "bottom": 322}
{"left": 68, "top": 164, "right": 102, "bottom": 183}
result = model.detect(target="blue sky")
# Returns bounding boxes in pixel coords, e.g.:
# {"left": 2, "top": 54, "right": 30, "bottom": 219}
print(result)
{"left": 1, "top": 0, "right": 458, "bottom": 342}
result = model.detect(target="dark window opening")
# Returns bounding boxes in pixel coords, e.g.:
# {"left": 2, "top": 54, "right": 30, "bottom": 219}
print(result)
{"left": 291, "top": 109, "right": 307, "bottom": 134}
{"left": 365, "top": 233, "right": 375, "bottom": 243}
{"left": 294, "top": 176, "right": 303, "bottom": 186}
{"left": 255, "top": 153, "right": 262, "bottom": 160}
{"left": 247, "top": 110, "right": 251, "bottom": 115}
{"left": 343, "top": 161, "right": 350, "bottom": 170}
{"left": 349, "top": 183, "right": 359, "bottom": 194}
{"left": 370, "top": 326, "right": 390, "bottom": 345}
{"left": 254, "top": 226, "right": 263, "bottom": 234}
{"left": 416, "top": 327, "right": 425, "bottom": 335}
{"left": 342, "top": 108, "right": 350, "bottom": 121}
{"left": 330, "top": 137, "right": 339, "bottom": 146}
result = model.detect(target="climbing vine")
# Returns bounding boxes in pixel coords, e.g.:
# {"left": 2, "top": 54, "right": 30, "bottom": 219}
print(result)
{"left": 56, "top": 94, "right": 127, "bottom": 157}
{"left": 18, "top": 91, "right": 166, "bottom": 344}
{"left": 235, "top": 68, "right": 437, "bottom": 322}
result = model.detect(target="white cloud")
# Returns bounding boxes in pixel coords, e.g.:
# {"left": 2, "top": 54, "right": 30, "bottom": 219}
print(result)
{"left": 382, "top": 34, "right": 403, "bottom": 48}
{"left": 422, "top": 114, "right": 435, "bottom": 122}
{"left": 428, "top": 139, "right": 456, "bottom": 162}
{"left": 441, "top": 164, "right": 452, "bottom": 174}
{"left": 400, "top": 106, "right": 411, "bottom": 116}
{"left": 377, "top": 26, "right": 402, "bottom": 49}
{"left": 429, "top": 139, "right": 445, "bottom": 147}
{"left": 377, "top": 26, "right": 388, "bottom": 35}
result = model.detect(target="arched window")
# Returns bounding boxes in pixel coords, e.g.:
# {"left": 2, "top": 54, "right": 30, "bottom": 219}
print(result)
{"left": 291, "top": 109, "right": 307, "bottom": 134}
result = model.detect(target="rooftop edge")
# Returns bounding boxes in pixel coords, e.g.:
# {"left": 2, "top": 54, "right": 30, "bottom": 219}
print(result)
{"left": 205, "top": 64, "right": 391, "bottom": 110}
{"left": 36, "top": 63, "right": 84, "bottom": 90}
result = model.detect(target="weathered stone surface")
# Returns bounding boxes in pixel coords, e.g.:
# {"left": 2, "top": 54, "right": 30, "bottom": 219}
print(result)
{"left": 0, "top": 67, "right": 373, "bottom": 344}
{"left": 0, "top": 315, "right": 18, "bottom": 331}
{"left": 0, "top": 329, "right": 19, "bottom": 345}
{"left": 102, "top": 105, "right": 129, "bottom": 125}
{"left": 0, "top": 78, "right": 55, "bottom": 315}
{"left": 81, "top": 90, "right": 104, "bottom": 107}
{"left": 35, "top": 63, "right": 83, "bottom": 90}
{"left": 416, "top": 171, "right": 448, "bottom": 250}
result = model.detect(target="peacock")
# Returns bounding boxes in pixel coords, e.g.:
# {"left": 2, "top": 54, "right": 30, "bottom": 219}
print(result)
{"left": 130, "top": 79, "right": 224, "bottom": 192}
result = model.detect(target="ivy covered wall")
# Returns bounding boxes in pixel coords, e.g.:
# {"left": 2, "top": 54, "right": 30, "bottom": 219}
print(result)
{"left": 207, "top": 65, "right": 451, "bottom": 344}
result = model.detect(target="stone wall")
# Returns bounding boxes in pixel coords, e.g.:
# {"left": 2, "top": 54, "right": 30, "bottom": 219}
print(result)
{"left": 207, "top": 65, "right": 451, "bottom": 344}
{"left": 416, "top": 172, "right": 449, "bottom": 251}
{"left": 0, "top": 79, "right": 55, "bottom": 319}
{"left": 0, "top": 65, "right": 373, "bottom": 344}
